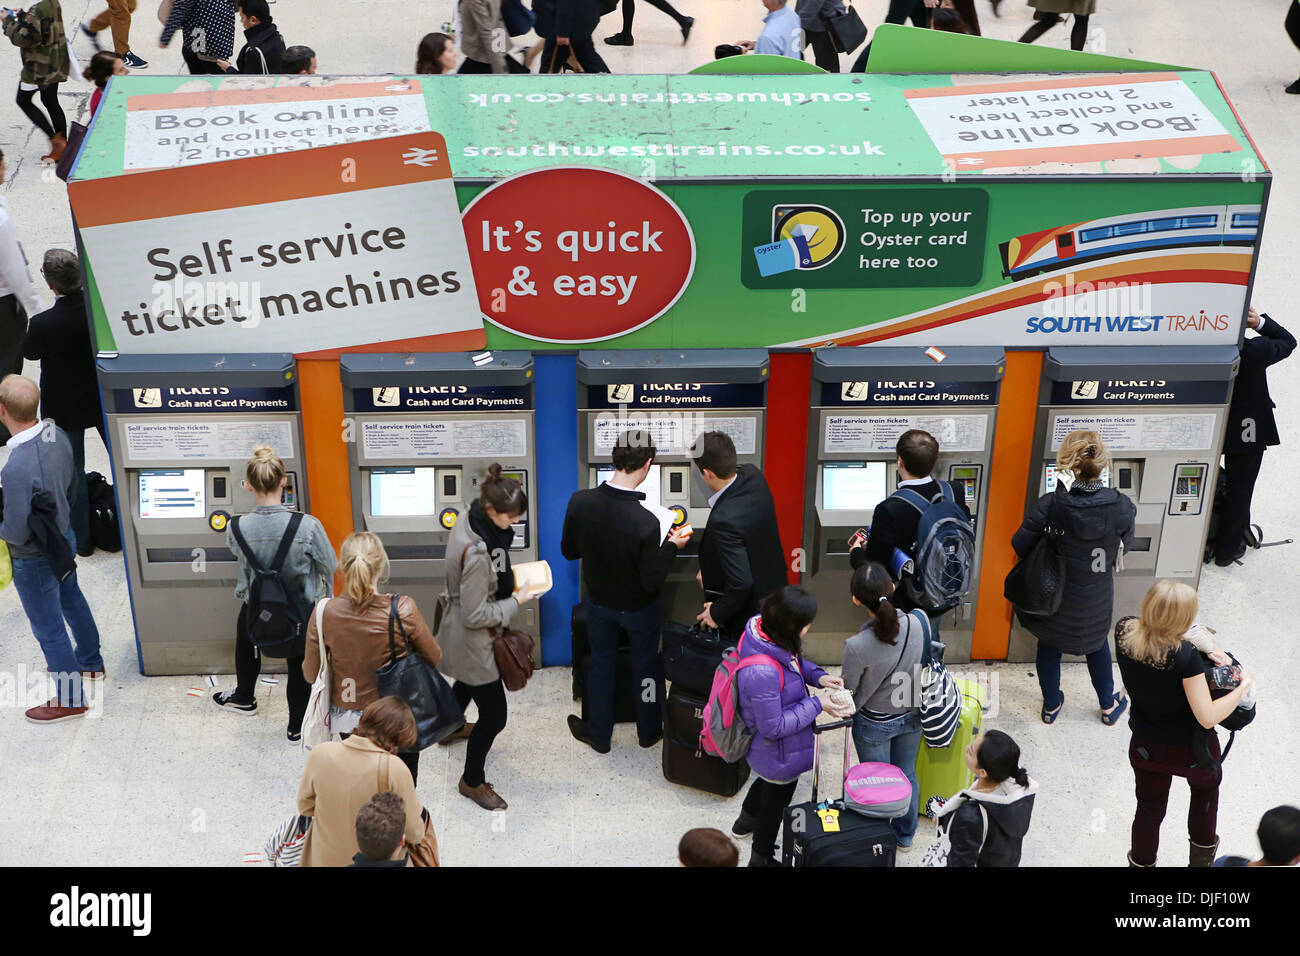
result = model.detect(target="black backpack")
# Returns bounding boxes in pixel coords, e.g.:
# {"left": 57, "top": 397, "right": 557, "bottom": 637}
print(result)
{"left": 86, "top": 472, "right": 122, "bottom": 553}
{"left": 230, "top": 512, "right": 308, "bottom": 658}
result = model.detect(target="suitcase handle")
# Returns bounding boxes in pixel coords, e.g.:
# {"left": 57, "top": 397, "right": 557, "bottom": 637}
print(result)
{"left": 810, "top": 719, "right": 855, "bottom": 806}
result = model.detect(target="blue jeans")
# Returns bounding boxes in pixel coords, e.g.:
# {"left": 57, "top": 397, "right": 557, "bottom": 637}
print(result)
{"left": 1036, "top": 640, "right": 1115, "bottom": 710}
{"left": 11, "top": 530, "right": 102, "bottom": 706}
{"left": 583, "top": 598, "right": 663, "bottom": 747}
{"left": 852, "top": 710, "right": 923, "bottom": 844}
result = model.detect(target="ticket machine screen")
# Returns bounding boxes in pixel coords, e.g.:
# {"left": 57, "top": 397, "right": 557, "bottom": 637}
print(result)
{"left": 139, "top": 469, "right": 206, "bottom": 519}
{"left": 597, "top": 464, "right": 662, "bottom": 504}
{"left": 822, "top": 462, "right": 887, "bottom": 511}
{"left": 370, "top": 467, "right": 437, "bottom": 516}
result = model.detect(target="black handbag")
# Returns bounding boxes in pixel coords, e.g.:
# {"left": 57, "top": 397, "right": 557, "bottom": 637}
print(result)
{"left": 824, "top": 2, "right": 868, "bottom": 55}
{"left": 662, "top": 621, "right": 725, "bottom": 696}
{"left": 1003, "top": 522, "right": 1065, "bottom": 617}
{"left": 375, "top": 596, "right": 465, "bottom": 749}
{"left": 55, "top": 121, "right": 88, "bottom": 183}
{"left": 502, "top": 0, "right": 535, "bottom": 37}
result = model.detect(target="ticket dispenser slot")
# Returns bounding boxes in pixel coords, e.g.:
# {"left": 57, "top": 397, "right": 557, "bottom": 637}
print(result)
{"left": 1005, "top": 345, "right": 1239, "bottom": 663}
{"left": 341, "top": 353, "right": 540, "bottom": 664}
{"left": 802, "top": 347, "right": 1005, "bottom": 666}
{"left": 98, "top": 353, "right": 309, "bottom": 675}
{"left": 577, "top": 349, "right": 770, "bottom": 628}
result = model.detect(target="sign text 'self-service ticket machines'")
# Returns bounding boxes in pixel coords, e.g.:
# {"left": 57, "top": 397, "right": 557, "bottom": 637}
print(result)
{"left": 1006, "top": 346, "right": 1240, "bottom": 662}
{"left": 577, "top": 350, "right": 770, "bottom": 628}
{"left": 99, "top": 353, "right": 309, "bottom": 675}
{"left": 802, "top": 348, "right": 1005, "bottom": 666}
{"left": 340, "top": 353, "right": 540, "bottom": 662}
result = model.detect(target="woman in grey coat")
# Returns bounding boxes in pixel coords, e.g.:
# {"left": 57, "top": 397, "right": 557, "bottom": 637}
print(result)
{"left": 437, "top": 464, "right": 534, "bottom": 811}
{"left": 1018, "top": 0, "right": 1095, "bottom": 51}
{"left": 796, "top": 0, "right": 846, "bottom": 71}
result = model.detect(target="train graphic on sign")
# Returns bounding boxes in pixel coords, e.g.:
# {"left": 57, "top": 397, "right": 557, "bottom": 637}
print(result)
{"left": 998, "top": 204, "right": 1260, "bottom": 279}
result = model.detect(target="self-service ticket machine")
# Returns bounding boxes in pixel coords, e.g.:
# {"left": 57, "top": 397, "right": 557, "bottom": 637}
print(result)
{"left": 576, "top": 350, "right": 770, "bottom": 627}
{"left": 1006, "top": 346, "right": 1240, "bottom": 662}
{"left": 802, "top": 348, "right": 1005, "bottom": 665}
{"left": 340, "top": 353, "right": 540, "bottom": 661}
{"left": 99, "top": 353, "right": 309, "bottom": 675}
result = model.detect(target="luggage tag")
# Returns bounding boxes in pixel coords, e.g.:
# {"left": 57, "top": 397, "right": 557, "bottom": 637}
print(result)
{"left": 816, "top": 807, "right": 841, "bottom": 832}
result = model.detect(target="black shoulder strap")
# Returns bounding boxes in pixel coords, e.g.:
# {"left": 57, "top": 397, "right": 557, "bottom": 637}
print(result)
{"left": 228, "top": 515, "right": 261, "bottom": 572}
{"left": 267, "top": 512, "right": 304, "bottom": 573}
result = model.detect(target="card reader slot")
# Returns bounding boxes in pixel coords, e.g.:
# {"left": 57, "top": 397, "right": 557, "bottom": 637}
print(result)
{"left": 146, "top": 548, "right": 237, "bottom": 563}
{"left": 383, "top": 545, "right": 449, "bottom": 560}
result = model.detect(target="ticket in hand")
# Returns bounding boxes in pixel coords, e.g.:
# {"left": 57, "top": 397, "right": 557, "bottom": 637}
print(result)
{"left": 674, "top": 523, "right": 693, "bottom": 537}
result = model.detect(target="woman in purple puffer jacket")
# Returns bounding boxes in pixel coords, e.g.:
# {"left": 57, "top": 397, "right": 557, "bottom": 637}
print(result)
{"left": 731, "top": 586, "right": 853, "bottom": 867}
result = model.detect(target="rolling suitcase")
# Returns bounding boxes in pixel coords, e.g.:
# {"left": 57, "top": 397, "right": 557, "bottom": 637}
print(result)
{"left": 782, "top": 718, "right": 897, "bottom": 867}
{"left": 662, "top": 684, "right": 750, "bottom": 797}
{"left": 914, "top": 676, "right": 985, "bottom": 817}
{"left": 662, "top": 620, "right": 725, "bottom": 697}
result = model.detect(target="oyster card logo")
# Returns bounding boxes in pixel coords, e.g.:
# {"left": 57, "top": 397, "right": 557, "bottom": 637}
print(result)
{"left": 461, "top": 167, "right": 695, "bottom": 343}
{"left": 752, "top": 204, "right": 846, "bottom": 277}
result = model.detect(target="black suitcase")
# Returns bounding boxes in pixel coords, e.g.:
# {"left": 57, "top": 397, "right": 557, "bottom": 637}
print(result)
{"left": 579, "top": 650, "right": 638, "bottom": 724}
{"left": 782, "top": 718, "right": 898, "bottom": 867}
{"left": 662, "top": 684, "right": 750, "bottom": 796}
{"left": 662, "top": 621, "right": 726, "bottom": 697}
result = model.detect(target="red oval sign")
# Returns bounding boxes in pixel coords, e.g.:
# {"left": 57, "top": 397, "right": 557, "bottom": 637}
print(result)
{"left": 461, "top": 167, "right": 695, "bottom": 343}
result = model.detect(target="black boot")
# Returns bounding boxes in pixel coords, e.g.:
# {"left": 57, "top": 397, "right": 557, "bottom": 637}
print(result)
{"left": 1189, "top": 837, "right": 1219, "bottom": 867}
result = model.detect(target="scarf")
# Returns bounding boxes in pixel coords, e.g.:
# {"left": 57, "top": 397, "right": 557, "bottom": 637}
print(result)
{"left": 467, "top": 499, "right": 515, "bottom": 600}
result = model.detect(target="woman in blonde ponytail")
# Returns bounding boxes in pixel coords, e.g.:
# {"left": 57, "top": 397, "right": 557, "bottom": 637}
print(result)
{"left": 217, "top": 445, "right": 337, "bottom": 743}
{"left": 302, "top": 531, "right": 443, "bottom": 786}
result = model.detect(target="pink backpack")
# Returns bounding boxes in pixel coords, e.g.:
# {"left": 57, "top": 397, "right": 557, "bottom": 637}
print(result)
{"left": 844, "top": 761, "right": 913, "bottom": 819}
{"left": 700, "top": 646, "right": 785, "bottom": 763}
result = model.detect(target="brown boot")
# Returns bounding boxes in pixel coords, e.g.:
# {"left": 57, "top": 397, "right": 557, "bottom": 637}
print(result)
{"left": 42, "top": 133, "right": 67, "bottom": 163}
{"left": 1189, "top": 837, "right": 1219, "bottom": 867}
{"left": 458, "top": 778, "right": 507, "bottom": 811}
{"left": 438, "top": 721, "right": 475, "bottom": 745}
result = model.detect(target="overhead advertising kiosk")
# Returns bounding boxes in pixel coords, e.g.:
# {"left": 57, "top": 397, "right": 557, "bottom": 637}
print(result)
{"left": 98, "top": 354, "right": 308, "bottom": 675}
{"left": 1005, "top": 346, "right": 1240, "bottom": 661}
{"left": 803, "top": 348, "right": 1005, "bottom": 665}
{"left": 576, "top": 350, "right": 769, "bottom": 626}
{"left": 340, "top": 352, "right": 541, "bottom": 660}
{"left": 67, "top": 43, "right": 1270, "bottom": 665}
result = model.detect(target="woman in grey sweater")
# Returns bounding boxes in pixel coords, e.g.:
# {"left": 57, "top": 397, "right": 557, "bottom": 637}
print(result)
{"left": 214, "top": 444, "right": 337, "bottom": 741}
{"left": 437, "top": 464, "right": 534, "bottom": 811}
{"left": 840, "top": 562, "right": 925, "bottom": 849}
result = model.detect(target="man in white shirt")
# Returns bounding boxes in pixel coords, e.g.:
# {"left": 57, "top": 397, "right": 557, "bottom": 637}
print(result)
{"left": 0, "top": 150, "right": 47, "bottom": 442}
{"left": 737, "top": 0, "right": 803, "bottom": 59}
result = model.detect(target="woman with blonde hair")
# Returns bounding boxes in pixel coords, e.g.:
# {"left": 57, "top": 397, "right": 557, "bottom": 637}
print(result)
{"left": 303, "top": 531, "right": 442, "bottom": 785}
{"left": 1011, "top": 430, "right": 1135, "bottom": 726}
{"left": 296, "top": 696, "right": 429, "bottom": 867}
{"left": 1116, "top": 581, "right": 1253, "bottom": 867}
{"left": 217, "top": 445, "right": 336, "bottom": 741}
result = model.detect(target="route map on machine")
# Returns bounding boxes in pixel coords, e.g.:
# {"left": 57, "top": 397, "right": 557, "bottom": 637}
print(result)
{"left": 361, "top": 419, "right": 528, "bottom": 459}
{"left": 593, "top": 415, "right": 758, "bottom": 455}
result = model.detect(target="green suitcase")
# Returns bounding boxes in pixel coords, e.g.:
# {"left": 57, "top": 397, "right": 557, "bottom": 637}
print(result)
{"left": 914, "top": 677, "right": 985, "bottom": 817}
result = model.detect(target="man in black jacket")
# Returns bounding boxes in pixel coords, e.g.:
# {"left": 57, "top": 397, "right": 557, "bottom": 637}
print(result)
{"left": 535, "top": 0, "right": 611, "bottom": 74}
{"left": 849, "top": 428, "right": 969, "bottom": 612}
{"left": 22, "top": 249, "right": 104, "bottom": 557}
{"left": 693, "top": 431, "right": 788, "bottom": 640}
{"left": 221, "top": 0, "right": 284, "bottom": 74}
{"left": 562, "top": 429, "right": 689, "bottom": 753}
{"left": 1215, "top": 307, "right": 1295, "bottom": 566}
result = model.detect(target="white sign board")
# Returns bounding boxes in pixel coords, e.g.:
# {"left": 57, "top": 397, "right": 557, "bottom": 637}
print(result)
{"left": 1051, "top": 413, "right": 1217, "bottom": 452}
{"left": 824, "top": 414, "right": 988, "bottom": 453}
{"left": 123, "top": 420, "right": 296, "bottom": 461}
{"left": 361, "top": 420, "right": 528, "bottom": 460}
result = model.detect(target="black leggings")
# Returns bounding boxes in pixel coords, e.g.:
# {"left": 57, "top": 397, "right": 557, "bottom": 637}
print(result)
{"left": 232, "top": 606, "right": 310, "bottom": 733}
{"left": 1019, "top": 12, "right": 1090, "bottom": 51}
{"left": 16, "top": 83, "right": 65, "bottom": 138}
{"left": 453, "top": 678, "right": 508, "bottom": 788}
{"left": 741, "top": 777, "right": 800, "bottom": 861}
{"left": 1288, "top": 1, "right": 1300, "bottom": 51}
{"left": 620, "top": 0, "right": 689, "bottom": 33}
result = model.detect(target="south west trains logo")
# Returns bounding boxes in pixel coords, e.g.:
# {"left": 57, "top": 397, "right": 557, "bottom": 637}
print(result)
{"left": 772, "top": 204, "right": 846, "bottom": 270}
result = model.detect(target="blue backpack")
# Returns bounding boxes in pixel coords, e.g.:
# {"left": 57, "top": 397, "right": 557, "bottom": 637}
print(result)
{"left": 893, "top": 482, "right": 976, "bottom": 616}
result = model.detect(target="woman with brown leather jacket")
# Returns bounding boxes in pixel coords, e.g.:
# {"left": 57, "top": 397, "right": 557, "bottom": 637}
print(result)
{"left": 303, "top": 531, "right": 442, "bottom": 786}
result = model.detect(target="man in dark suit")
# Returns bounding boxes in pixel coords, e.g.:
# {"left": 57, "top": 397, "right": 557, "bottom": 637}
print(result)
{"left": 1215, "top": 306, "right": 1295, "bottom": 566}
{"left": 534, "top": 0, "right": 611, "bottom": 73}
{"left": 21, "top": 249, "right": 105, "bottom": 557}
{"left": 693, "top": 431, "right": 788, "bottom": 640}
{"left": 849, "top": 428, "right": 968, "bottom": 613}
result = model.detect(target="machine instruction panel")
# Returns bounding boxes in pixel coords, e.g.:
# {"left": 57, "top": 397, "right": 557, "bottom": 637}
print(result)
{"left": 823, "top": 414, "right": 988, "bottom": 454}
{"left": 593, "top": 414, "right": 758, "bottom": 456}
{"left": 1050, "top": 413, "right": 1217, "bottom": 452}
{"left": 361, "top": 419, "right": 528, "bottom": 460}
{"left": 124, "top": 420, "right": 296, "bottom": 461}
